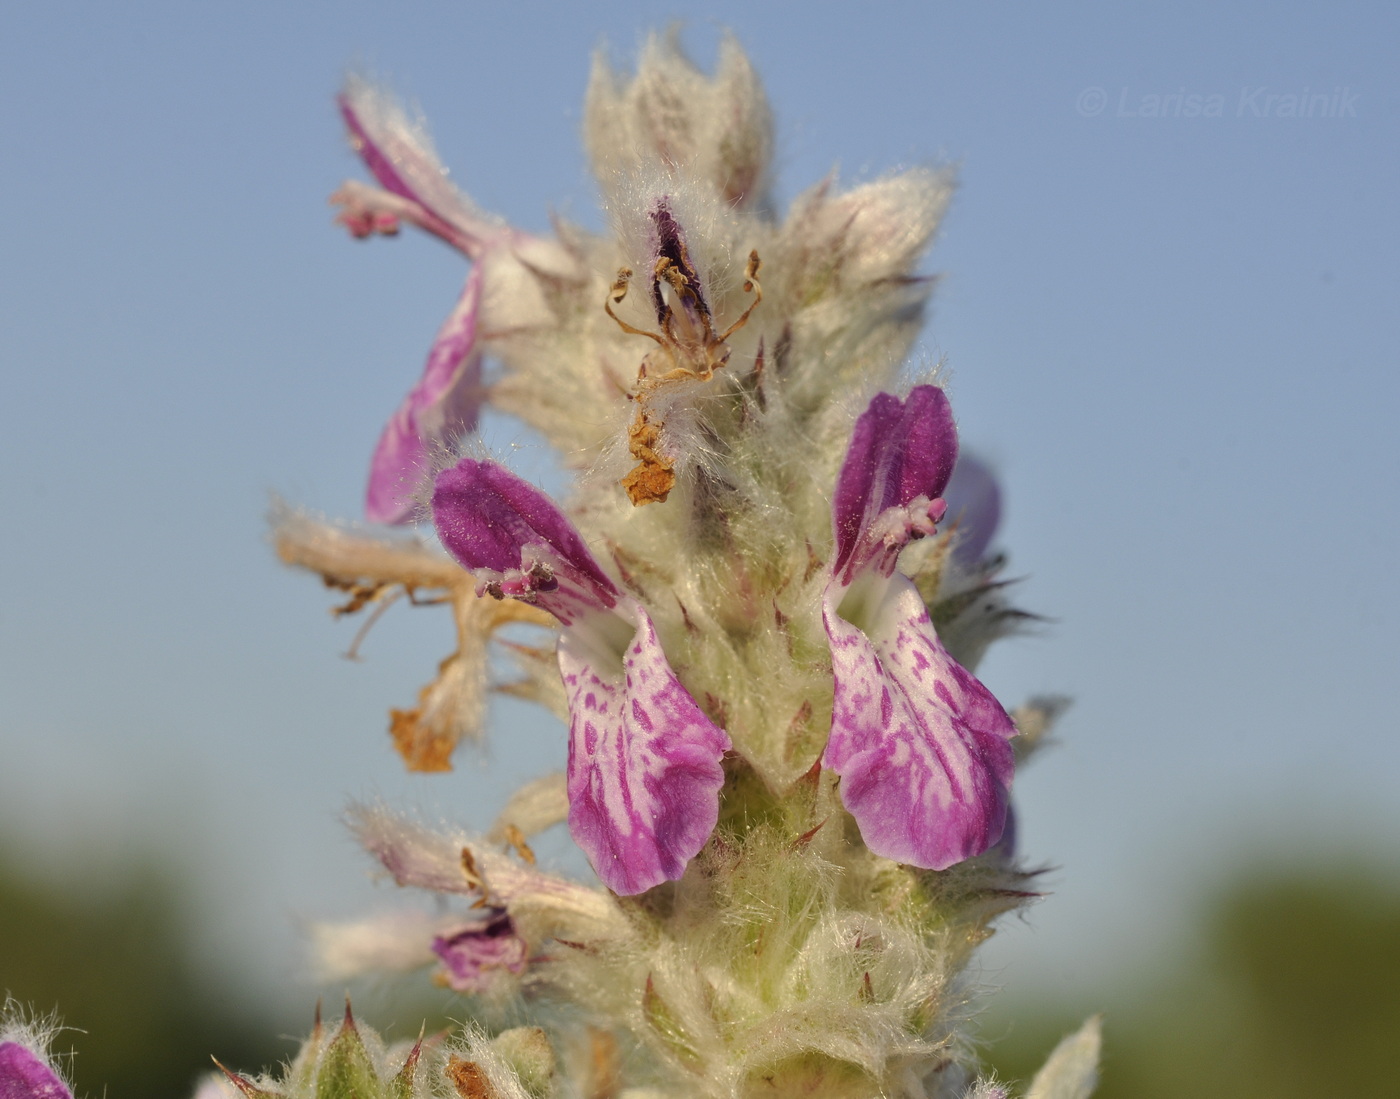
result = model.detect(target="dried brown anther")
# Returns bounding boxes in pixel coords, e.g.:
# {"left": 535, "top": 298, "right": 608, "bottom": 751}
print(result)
{"left": 605, "top": 220, "right": 763, "bottom": 506}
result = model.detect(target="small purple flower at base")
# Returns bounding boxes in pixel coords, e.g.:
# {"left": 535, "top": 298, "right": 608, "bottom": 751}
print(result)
{"left": 822, "top": 386, "right": 1018, "bottom": 870}
{"left": 0, "top": 1042, "right": 73, "bottom": 1099}
{"left": 432, "top": 459, "right": 730, "bottom": 895}
{"left": 431, "top": 909, "right": 528, "bottom": 993}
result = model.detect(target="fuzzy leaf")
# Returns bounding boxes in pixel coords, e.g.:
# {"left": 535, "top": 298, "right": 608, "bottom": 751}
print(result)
{"left": 1026, "top": 1016, "right": 1102, "bottom": 1099}
{"left": 316, "top": 1014, "right": 382, "bottom": 1099}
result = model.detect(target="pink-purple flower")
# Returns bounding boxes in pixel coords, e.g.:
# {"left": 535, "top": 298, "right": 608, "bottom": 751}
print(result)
{"left": 822, "top": 386, "right": 1018, "bottom": 869}
{"left": 334, "top": 79, "right": 514, "bottom": 525}
{"left": 432, "top": 460, "right": 731, "bottom": 895}
{"left": 0, "top": 1038, "right": 72, "bottom": 1099}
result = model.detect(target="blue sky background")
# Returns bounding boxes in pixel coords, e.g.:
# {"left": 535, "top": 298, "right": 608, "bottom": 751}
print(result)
{"left": 2, "top": 0, "right": 1397, "bottom": 1020}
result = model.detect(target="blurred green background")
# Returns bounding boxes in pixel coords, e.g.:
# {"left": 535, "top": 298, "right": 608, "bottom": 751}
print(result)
{"left": 4, "top": 842, "right": 1396, "bottom": 1097}
{"left": 986, "top": 862, "right": 1400, "bottom": 1097}
{"left": 0, "top": 849, "right": 292, "bottom": 1098}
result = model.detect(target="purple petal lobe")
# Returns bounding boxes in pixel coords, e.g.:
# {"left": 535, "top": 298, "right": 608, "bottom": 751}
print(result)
{"left": 943, "top": 452, "right": 1002, "bottom": 567}
{"left": 366, "top": 269, "right": 485, "bottom": 525}
{"left": 822, "top": 573, "right": 1016, "bottom": 869}
{"left": 561, "top": 605, "right": 731, "bottom": 895}
{"left": 433, "top": 460, "right": 620, "bottom": 622}
{"left": 833, "top": 386, "right": 958, "bottom": 580}
{"left": 337, "top": 79, "right": 496, "bottom": 256}
{"left": 431, "top": 909, "right": 528, "bottom": 992}
{"left": 0, "top": 1043, "right": 72, "bottom": 1099}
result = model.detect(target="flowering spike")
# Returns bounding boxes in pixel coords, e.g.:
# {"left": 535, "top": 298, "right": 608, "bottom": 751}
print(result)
{"left": 281, "top": 32, "right": 1083, "bottom": 1095}
{"left": 823, "top": 387, "right": 1017, "bottom": 868}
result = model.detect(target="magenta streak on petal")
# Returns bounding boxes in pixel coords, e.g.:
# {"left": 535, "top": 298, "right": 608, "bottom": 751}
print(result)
{"left": 832, "top": 386, "right": 958, "bottom": 581}
{"left": 821, "top": 574, "right": 1016, "bottom": 869}
{"left": 336, "top": 91, "right": 485, "bottom": 257}
{"left": 432, "top": 460, "right": 620, "bottom": 622}
{"left": 366, "top": 268, "right": 486, "bottom": 525}
{"left": 431, "top": 909, "right": 528, "bottom": 992}
{"left": 561, "top": 606, "right": 730, "bottom": 895}
{"left": 0, "top": 1043, "right": 73, "bottom": 1099}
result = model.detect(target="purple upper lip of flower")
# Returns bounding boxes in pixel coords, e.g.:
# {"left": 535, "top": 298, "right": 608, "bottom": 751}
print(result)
{"left": 432, "top": 459, "right": 730, "bottom": 896}
{"left": 821, "top": 386, "right": 1018, "bottom": 870}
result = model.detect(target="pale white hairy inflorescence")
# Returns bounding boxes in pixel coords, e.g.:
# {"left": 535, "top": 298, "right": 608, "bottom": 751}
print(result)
{"left": 262, "top": 30, "right": 1102, "bottom": 1099}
